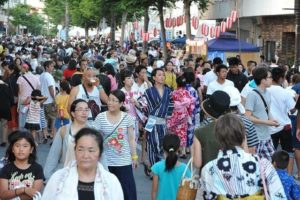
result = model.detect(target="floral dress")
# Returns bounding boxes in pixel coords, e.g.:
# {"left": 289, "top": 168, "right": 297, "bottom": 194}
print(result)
{"left": 167, "top": 87, "right": 195, "bottom": 147}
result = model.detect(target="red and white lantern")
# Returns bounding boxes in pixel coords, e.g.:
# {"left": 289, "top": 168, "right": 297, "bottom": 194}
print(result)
{"left": 210, "top": 26, "right": 215, "bottom": 38}
{"left": 215, "top": 26, "right": 221, "bottom": 38}
{"left": 201, "top": 24, "right": 209, "bottom": 36}
{"left": 172, "top": 17, "right": 176, "bottom": 27}
{"left": 231, "top": 10, "right": 237, "bottom": 22}
{"left": 221, "top": 21, "right": 226, "bottom": 32}
{"left": 133, "top": 21, "right": 138, "bottom": 30}
{"left": 194, "top": 17, "right": 199, "bottom": 30}
{"left": 153, "top": 27, "right": 157, "bottom": 37}
{"left": 226, "top": 17, "right": 232, "bottom": 29}
{"left": 142, "top": 32, "right": 150, "bottom": 42}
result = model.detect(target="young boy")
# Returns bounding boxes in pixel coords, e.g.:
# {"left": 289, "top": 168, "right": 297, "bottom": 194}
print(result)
{"left": 272, "top": 150, "right": 300, "bottom": 200}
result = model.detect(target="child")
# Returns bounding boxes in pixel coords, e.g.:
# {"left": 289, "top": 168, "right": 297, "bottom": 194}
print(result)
{"left": 167, "top": 76, "right": 195, "bottom": 158}
{"left": 272, "top": 150, "right": 300, "bottom": 200}
{"left": 24, "top": 89, "right": 47, "bottom": 144}
{"left": 151, "top": 134, "right": 191, "bottom": 200}
{"left": 0, "top": 130, "right": 44, "bottom": 199}
{"left": 55, "top": 80, "right": 71, "bottom": 130}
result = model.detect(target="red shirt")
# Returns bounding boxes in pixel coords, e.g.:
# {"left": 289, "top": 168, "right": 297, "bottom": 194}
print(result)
{"left": 63, "top": 68, "right": 77, "bottom": 80}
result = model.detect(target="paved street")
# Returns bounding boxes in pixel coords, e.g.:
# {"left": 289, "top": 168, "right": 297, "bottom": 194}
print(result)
{"left": 0, "top": 142, "right": 152, "bottom": 200}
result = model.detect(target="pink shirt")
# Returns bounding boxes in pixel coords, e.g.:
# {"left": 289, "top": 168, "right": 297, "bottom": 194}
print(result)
{"left": 17, "top": 72, "right": 40, "bottom": 104}
{"left": 108, "top": 74, "right": 118, "bottom": 91}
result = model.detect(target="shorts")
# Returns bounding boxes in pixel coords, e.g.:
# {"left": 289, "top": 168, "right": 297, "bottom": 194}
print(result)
{"left": 55, "top": 118, "right": 70, "bottom": 129}
{"left": 271, "top": 127, "right": 293, "bottom": 153}
{"left": 25, "top": 123, "right": 40, "bottom": 131}
{"left": 290, "top": 115, "right": 300, "bottom": 149}
{"left": 44, "top": 103, "right": 57, "bottom": 121}
{"left": 257, "top": 139, "right": 275, "bottom": 161}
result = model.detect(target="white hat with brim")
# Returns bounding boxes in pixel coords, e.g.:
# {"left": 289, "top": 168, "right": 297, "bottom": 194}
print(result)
{"left": 125, "top": 54, "right": 137, "bottom": 64}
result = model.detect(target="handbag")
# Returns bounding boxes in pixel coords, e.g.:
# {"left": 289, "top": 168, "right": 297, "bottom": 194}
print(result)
{"left": 176, "top": 158, "right": 198, "bottom": 200}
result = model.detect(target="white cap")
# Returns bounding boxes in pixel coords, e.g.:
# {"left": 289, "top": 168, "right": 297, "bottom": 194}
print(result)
{"left": 223, "top": 86, "right": 245, "bottom": 114}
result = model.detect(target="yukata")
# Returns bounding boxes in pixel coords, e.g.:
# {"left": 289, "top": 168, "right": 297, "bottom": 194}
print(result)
{"left": 141, "top": 86, "right": 174, "bottom": 166}
{"left": 185, "top": 84, "right": 200, "bottom": 147}
{"left": 167, "top": 87, "right": 195, "bottom": 147}
{"left": 200, "top": 147, "right": 287, "bottom": 200}
{"left": 121, "top": 87, "right": 139, "bottom": 141}
{"left": 276, "top": 169, "right": 300, "bottom": 200}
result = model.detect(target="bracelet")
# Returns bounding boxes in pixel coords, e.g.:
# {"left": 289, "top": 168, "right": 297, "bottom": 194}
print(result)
{"left": 15, "top": 189, "right": 17, "bottom": 197}
{"left": 132, "top": 155, "right": 138, "bottom": 160}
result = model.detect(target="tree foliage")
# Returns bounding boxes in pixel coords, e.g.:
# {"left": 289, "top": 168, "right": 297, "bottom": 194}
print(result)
{"left": 10, "top": 4, "right": 45, "bottom": 35}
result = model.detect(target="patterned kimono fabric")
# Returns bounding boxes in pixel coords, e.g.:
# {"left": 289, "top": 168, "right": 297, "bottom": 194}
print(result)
{"left": 143, "top": 87, "right": 174, "bottom": 166}
{"left": 185, "top": 84, "right": 200, "bottom": 147}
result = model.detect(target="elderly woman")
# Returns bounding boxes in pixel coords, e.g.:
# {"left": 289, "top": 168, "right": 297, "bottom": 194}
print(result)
{"left": 200, "top": 113, "right": 286, "bottom": 199}
{"left": 42, "top": 127, "right": 123, "bottom": 200}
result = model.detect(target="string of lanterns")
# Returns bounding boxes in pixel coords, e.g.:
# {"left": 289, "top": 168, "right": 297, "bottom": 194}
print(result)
{"left": 164, "top": 10, "right": 237, "bottom": 38}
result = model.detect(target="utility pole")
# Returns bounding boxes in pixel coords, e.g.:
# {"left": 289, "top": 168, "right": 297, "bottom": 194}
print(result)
{"left": 65, "top": 0, "right": 69, "bottom": 40}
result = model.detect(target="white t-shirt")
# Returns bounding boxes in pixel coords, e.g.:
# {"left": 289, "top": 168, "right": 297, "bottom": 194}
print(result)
{"left": 132, "top": 81, "right": 148, "bottom": 96}
{"left": 206, "top": 79, "right": 234, "bottom": 95}
{"left": 204, "top": 70, "right": 217, "bottom": 86}
{"left": 241, "top": 82, "right": 254, "bottom": 98}
{"left": 40, "top": 72, "right": 56, "bottom": 104}
{"left": 268, "top": 85, "right": 295, "bottom": 134}
{"left": 30, "top": 58, "right": 38, "bottom": 73}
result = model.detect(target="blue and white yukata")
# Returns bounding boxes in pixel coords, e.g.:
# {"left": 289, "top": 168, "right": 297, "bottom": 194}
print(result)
{"left": 142, "top": 86, "right": 174, "bottom": 166}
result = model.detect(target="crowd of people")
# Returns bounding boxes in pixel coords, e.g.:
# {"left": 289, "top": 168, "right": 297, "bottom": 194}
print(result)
{"left": 0, "top": 34, "right": 299, "bottom": 200}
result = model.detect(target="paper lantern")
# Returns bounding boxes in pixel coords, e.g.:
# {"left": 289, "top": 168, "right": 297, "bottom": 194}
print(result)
{"left": 133, "top": 21, "right": 138, "bottom": 30}
{"left": 165, "top": 19, "right": 168, "bottom": 28}
{"left": 215, "top": 26, "right": 221, "bottom": 38}
{"left": 180, "top": 15, "right": 184, "bottom": 25}
{"left": 171, "top": 17, "right": 176, "bottom": 27}
{"left": 226, "top": 17, "right": 232, "bottom": 29}
{"left": 231, "top": 10, "right": 237, "bottom": 22}
{"left": 221, "top": 21, "right": 226, "bottom": 32}
{"left": 202, "top": 24, "right": 209, "bottom": 36}
{"left": 210, "top": 26, "right": 215, "bottom": 38}
{"left": 153, "top": 27, "right": 157, "bottom": 37}
{"left": 194, "top": 17, "right": 199, "bottom": 30}
{"left": 143, "top": 32, "right": 149, "bottom": 42}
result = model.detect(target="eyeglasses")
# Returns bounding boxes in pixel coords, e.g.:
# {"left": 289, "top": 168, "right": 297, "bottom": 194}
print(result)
{"left": 75, "top": 109, "right": 89, "bottom": 113}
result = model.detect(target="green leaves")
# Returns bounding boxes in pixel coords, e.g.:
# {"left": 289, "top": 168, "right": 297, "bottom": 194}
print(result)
{"left": 10, "top": 4, "right": 45, "bottom": 35}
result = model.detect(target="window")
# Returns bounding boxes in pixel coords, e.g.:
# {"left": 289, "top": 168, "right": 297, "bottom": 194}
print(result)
{"left": 265, "top": 41, "right": 275, "bottom": 62}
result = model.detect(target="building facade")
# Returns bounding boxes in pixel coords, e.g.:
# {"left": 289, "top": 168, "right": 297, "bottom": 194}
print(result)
{"left": 202, "top": 0, "right": 295, "bottom": 65}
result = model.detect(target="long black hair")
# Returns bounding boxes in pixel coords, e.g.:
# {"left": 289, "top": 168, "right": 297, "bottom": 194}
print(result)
{"left": 6, "top": 130, "right": 37, "bottom": 164}
{"left": 163, "top": 134, "right": 180, "bottom": 172}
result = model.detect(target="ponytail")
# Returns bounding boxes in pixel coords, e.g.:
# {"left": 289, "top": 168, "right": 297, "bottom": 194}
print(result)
{"left": 163, "top": 134, "right": 180, "bottom": 172}
{"left": 165, "top": 148, "right": 178, "bottom": 171}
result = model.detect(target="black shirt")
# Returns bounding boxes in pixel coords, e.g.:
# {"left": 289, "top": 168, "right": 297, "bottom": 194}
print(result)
{"left": 78, "top": 181, "right": 95, "bottom": 200}
{"left": 0, "top": 162, "right": 44, "bottom": 189}
{"left": 226, "top": 71, "right": 248, "bottom": 92}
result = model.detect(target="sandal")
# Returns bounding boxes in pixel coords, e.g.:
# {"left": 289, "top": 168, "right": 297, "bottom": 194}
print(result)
{"left": 143, "top": 163, "right": 151, "bottom": 177}
{"left": 180, "top": 154, "right": 187, "bottom": 159}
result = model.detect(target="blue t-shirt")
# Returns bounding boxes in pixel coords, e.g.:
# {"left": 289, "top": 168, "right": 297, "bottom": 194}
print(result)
{"left": 292, "top": 83, "right": 300, "bottom": 94}
{"left": 151, "top": 160, "right": 191, "bottom": 200}
{"left": 276, "top": 169, "right": 300, "bottom": 200}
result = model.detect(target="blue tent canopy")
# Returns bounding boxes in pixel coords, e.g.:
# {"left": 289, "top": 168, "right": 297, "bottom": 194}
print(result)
{"left": 207, "top": 32, "right": 259, "bottom": 52}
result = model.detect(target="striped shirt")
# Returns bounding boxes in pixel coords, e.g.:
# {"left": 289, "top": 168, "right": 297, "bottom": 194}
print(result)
{"left": 93, "top": 111, "right": 134, "bottom": 166}
{"left": 26, "top": 101, "right": 41, "bottom": 124}
{"left": 237, "top": 114, "right": 259, "bottom": 148}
